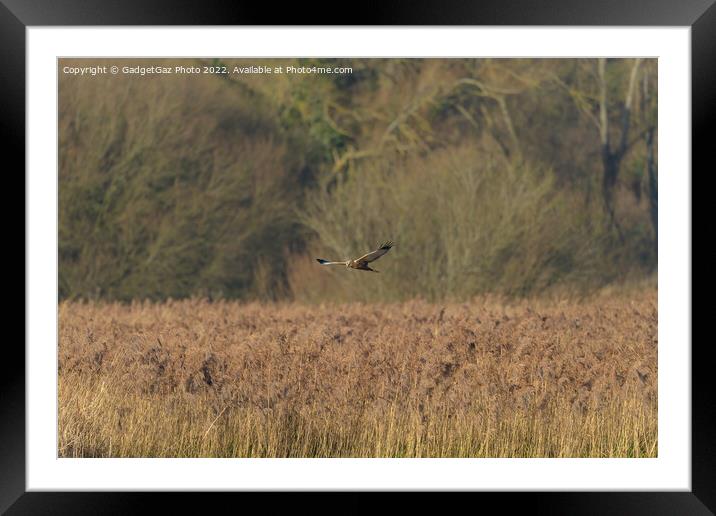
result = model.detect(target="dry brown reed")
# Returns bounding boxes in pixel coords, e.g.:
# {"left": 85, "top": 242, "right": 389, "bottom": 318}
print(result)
{"left": 58, "top": 289, "right": 657, "bottom": 457}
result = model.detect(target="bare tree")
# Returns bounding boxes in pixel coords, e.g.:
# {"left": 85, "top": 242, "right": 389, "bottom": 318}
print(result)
{"left": 598, "top": 58, "right": 642, "bottom": 235}
{"left": 642, "top": 65, "right": 657, "bottom": 252}
{"left": 557, "top": 58, "right": 643, "bottom": 235}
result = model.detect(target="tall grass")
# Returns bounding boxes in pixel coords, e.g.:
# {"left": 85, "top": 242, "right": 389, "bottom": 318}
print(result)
{"left": 59, "top": 376, "right": 655, "bottom": 458}
{"left": 58, "top": 290, "right": 657, "bottom": 458}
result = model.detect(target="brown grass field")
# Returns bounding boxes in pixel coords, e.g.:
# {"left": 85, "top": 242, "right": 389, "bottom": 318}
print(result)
{"left": 58, "top": 288, "right": 657, "bottom": 458}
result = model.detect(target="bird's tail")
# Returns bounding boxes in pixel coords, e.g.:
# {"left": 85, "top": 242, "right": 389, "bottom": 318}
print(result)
{"left": 316, "top": 259, "right": 345, "bottom": 265}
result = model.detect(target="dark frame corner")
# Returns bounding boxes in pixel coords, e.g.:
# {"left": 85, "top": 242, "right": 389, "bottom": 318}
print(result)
{"left": 6, "top": 0, "right": 711, "bottom": 512}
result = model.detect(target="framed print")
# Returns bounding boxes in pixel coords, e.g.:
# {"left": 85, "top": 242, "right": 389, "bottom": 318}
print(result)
{"left": 5, "top": 0, "right": 712, "bottom": 512}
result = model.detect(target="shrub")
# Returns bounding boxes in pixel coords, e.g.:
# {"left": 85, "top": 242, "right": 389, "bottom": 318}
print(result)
{"left": 296, "top": 146, "right": 651, "bottom": 302}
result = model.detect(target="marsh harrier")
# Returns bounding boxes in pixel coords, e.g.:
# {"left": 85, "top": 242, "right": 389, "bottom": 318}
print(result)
{"left": 316, "top": 241, "right": 394, "bottom": 272}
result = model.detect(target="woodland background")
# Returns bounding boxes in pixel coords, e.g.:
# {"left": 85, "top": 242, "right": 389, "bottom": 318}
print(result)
{"left": 58, "top": 58, "right": 657, "bottom": 303}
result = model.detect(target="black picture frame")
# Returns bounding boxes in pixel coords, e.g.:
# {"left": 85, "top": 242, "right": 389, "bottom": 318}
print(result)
{"left": 5, "top": 0, "right": 710, "bottom": 512}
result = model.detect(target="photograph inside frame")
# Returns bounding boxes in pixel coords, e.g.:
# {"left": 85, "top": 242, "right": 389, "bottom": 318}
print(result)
{"left": 57, "top": 57, "right": 657, "bottom": 458}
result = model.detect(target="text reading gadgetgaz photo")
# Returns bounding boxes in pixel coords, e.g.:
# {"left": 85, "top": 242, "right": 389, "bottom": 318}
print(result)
{"left": 61, "top": 64, "right": 354, "bottom": 76}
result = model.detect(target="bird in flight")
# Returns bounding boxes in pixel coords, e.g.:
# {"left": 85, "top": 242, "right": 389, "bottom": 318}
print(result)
{"left": 316, "top": 241, "right": 394, "bottom": 273}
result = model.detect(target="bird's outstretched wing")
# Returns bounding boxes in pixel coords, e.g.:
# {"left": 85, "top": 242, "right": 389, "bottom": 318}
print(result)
{"left": 355, "top": 241, "right": 394, "bottom": 265}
